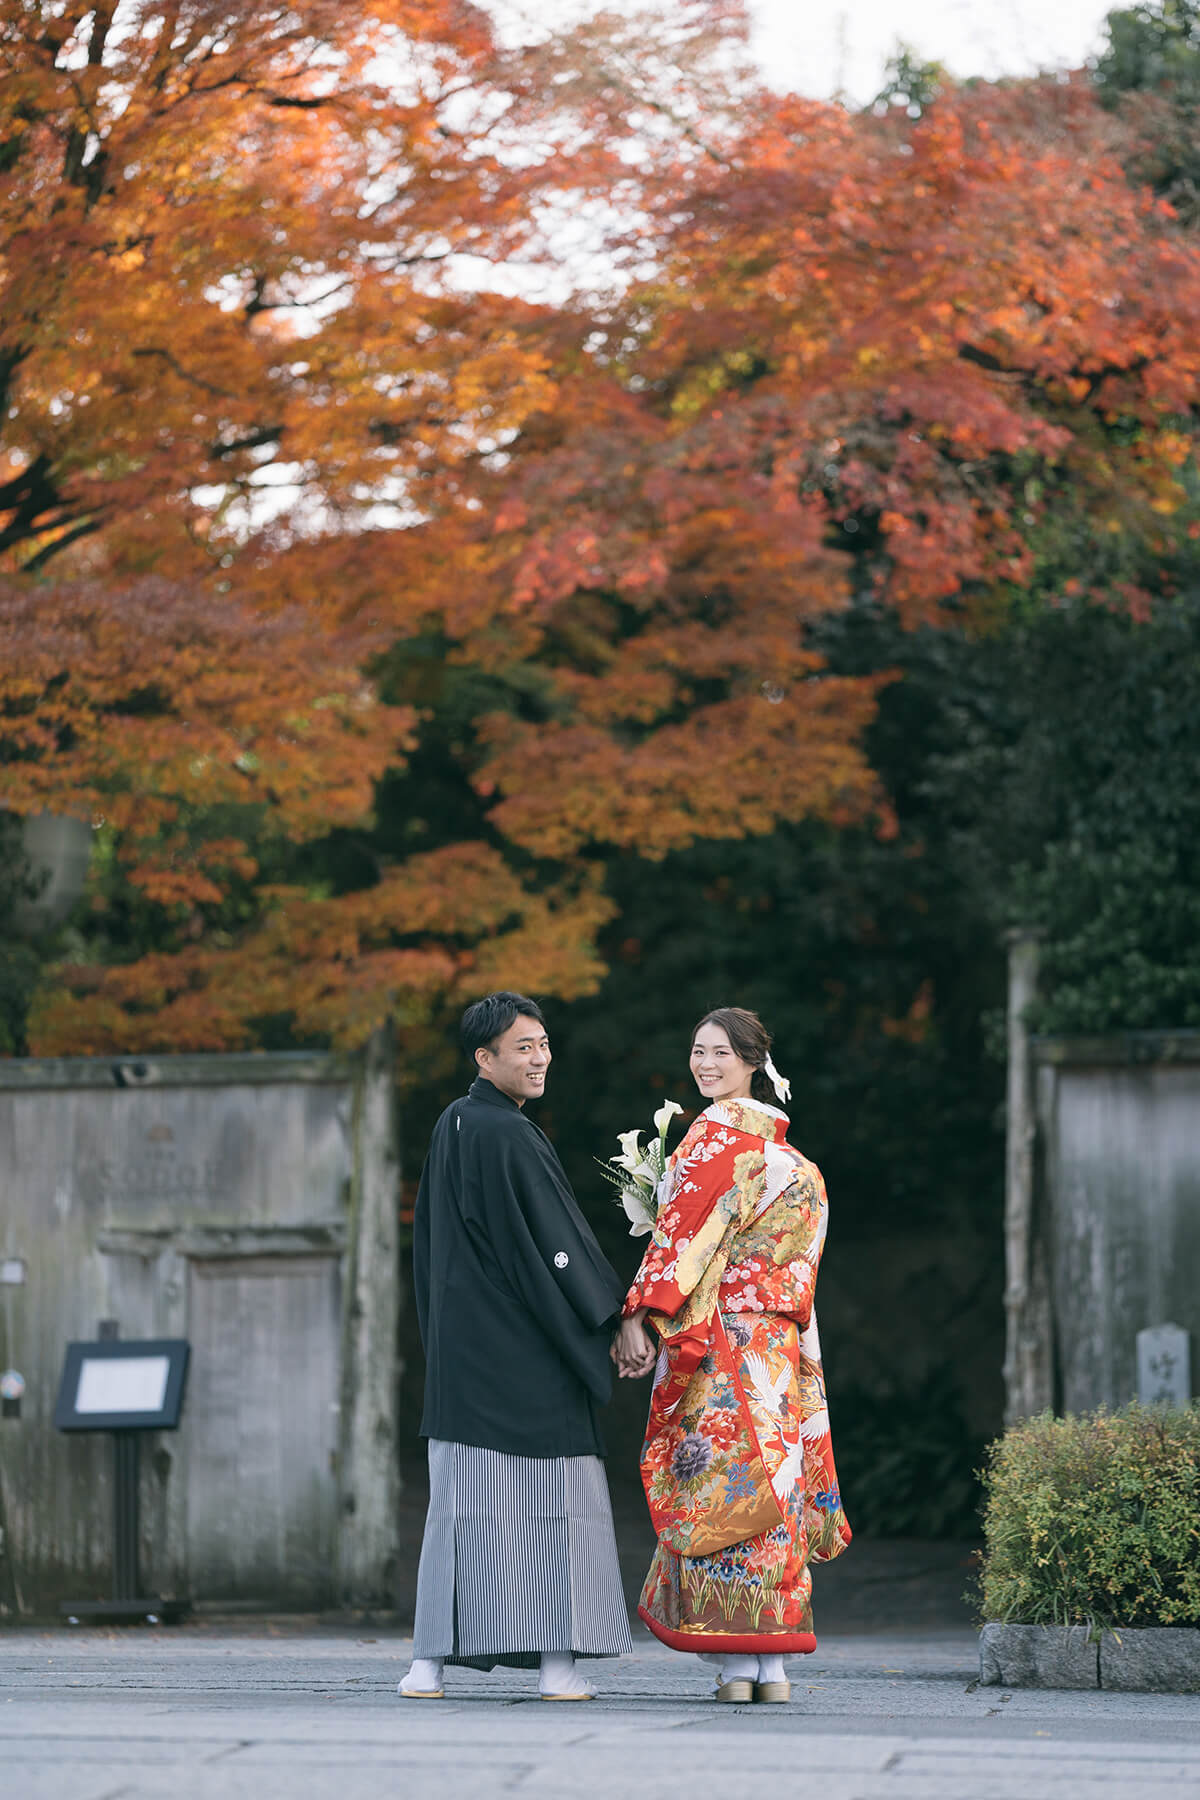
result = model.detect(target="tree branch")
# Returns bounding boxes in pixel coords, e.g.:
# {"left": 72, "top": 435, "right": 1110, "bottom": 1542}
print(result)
{"left": 131, "top": 347, "right": 236, "bottom": 398}
{"left": 210, "top": 426, "right": 284, "bottom": 460}
{"left": 0, "top": 453, "right": 101, "bottom": 559}
{"left": 22, "top": 515, "right": 103, "bottom": 572}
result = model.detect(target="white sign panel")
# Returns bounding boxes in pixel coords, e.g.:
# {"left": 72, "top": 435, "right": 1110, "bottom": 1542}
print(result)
{"left": 1136, "top": 1323, "right": 1191, "bottom": 1407}
{"left": 75, "top": 1355, "right": 171, "bottom": 1416}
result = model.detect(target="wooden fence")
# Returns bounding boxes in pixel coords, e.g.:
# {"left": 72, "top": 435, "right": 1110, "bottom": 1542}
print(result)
{"left": 0, "top": 1033, "right": 399, "bottom": 1618}
{"left": 1004, "top": 947, "right": 1199, "bottom": 1421}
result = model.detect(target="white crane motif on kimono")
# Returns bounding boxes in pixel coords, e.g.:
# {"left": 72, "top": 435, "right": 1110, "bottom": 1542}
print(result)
{"left": 743, "top": 1351, "right": 791, "bottom": 1416}
{"left": 770, "top": 1437, "right": 805, "bottom": 1502}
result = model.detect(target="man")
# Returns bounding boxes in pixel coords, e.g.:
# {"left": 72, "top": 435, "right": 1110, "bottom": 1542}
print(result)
{"left": 400, "top": 992, "right": 634, "bottom": 1701}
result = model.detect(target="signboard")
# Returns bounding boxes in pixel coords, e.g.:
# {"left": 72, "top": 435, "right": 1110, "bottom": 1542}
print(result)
{"left": 54, "top": 1339, "right": 190, "bottom": 1433}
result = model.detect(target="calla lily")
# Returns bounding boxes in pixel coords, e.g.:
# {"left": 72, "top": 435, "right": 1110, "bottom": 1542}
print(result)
{"left": 596, "top": 1104, "right": 682, "bottom": 1237}
{"left": 621, "top": 1189, "right": 656, "bottom": 1235}
{"left": 615, "top": 1128, "right": 643, "bottom": 1163}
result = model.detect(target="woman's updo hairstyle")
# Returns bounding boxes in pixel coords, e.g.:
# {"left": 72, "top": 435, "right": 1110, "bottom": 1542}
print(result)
{"left": 692, "top": 1006, "right": 777, "bottom": 1104}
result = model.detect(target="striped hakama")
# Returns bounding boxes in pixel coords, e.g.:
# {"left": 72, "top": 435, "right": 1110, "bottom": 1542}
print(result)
{"left": 412, "top": 1439, "right": 634, "bottom": 1669}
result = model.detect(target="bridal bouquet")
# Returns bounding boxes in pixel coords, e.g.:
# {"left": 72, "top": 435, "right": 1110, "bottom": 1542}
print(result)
{"left": 596, "top": 1100, "right": 684, "bottom": 1236}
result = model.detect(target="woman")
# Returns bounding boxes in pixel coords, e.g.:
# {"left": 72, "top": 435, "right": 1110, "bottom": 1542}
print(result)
{"left": 615, "top": 1007, "right": 851, "bottom": 1703}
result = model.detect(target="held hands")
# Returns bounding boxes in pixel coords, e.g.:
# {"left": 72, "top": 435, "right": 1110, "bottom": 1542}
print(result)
{"left": 611, "top": 1308, "right": 657, "bottom": 1379}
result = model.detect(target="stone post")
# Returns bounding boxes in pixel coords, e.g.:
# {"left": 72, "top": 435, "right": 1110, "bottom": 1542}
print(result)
{"left": 336, "top": 1023, "right": 401, "bottom": 1608}
{"left": 12, "top": 812, "right": 93, "bottom": 932}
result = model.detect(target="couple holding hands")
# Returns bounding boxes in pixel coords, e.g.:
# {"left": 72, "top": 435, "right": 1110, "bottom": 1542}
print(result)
{"left": 401, "top": 991, "right": 849, "bottom": 1705}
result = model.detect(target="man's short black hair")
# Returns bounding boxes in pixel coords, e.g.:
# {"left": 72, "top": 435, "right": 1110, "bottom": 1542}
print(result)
{"left": 460, "top": 992, "right": 546, "bottom": 1059}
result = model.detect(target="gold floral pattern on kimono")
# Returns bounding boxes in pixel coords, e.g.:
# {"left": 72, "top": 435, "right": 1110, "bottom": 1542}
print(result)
{"left": 624, "top": 1098, "right": 850, "bottom": 1653}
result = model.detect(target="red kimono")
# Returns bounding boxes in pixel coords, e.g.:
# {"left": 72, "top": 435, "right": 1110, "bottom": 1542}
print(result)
{"left": 624, "top": 1097, "right": 851, "bottom": 1654}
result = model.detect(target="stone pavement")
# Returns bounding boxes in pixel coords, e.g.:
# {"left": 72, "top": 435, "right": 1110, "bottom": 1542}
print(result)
{"left": 4, "top": 1624, "right": 1200, "bottom": 1800}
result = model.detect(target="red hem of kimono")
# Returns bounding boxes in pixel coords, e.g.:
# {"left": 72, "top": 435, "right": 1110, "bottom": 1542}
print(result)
{"left": 638, "top": 1607, "right": 817, "bottom": 1656}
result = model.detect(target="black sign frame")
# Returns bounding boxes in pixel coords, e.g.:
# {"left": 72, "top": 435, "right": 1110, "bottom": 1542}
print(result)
{"left": 54, "top": 1338, "right": 190, "bottom": 1433}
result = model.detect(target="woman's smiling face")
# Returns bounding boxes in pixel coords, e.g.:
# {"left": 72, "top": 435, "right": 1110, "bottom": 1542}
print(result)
{"left": 690, "top": 1024, "right": 756, "bottom": 1102}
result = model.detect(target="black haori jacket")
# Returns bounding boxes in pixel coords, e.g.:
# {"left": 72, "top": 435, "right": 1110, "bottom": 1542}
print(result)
{"left": 414, "top": 1076, "right": 624, "bottom": 1458}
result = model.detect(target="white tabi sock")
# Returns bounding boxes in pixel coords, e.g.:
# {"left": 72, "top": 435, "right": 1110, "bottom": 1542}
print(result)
{"left": 399, "top": 1657, "right": 444, "bottom": 1695}
{"left": 714, "top": 1654, "right": 757, "bottom": 1686}
{"left": 757, "top": 1654, "right": 787, "bottom": 1685}
{"left": 538, "top": 1652, "right": 595, "bottom": 1698}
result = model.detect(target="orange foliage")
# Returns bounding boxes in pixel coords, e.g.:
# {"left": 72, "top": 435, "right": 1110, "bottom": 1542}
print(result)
{"left": 27, "top": 844, "right": 614, "bottom": 1054}
{"left": 0, "top": 1, "right": 568, "bottom": 572}
{"left": 0, "top": 573, "right": 412, "bottom": 861}
{"left": 436, "top": 76, "right": 1200, "bottom": 861}
{"left": 3, "top": 6, "right": 1198, "bottom": 1054}
{"left": 0, "top": 1, "right": 712, "bottom": 1051}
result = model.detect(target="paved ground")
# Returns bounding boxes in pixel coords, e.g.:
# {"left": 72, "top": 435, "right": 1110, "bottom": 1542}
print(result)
{"left": 4, "top": 1623, "right": 1200, "bottom": 1799}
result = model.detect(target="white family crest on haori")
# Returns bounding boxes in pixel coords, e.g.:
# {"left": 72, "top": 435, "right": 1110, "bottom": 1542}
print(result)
{"left": 596, "top": 1101, "right": 684, "bottom": 1235}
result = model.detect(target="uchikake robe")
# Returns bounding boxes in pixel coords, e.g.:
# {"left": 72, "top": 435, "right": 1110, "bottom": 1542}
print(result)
{"left": 624, "top": 1096, "right": 851, "bottom": 1654}
{"left": 415, "top": 1076, "right": 625, "bottom": 1459}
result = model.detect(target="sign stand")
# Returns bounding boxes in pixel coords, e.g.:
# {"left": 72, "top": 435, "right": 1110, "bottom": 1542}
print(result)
{"left": 55, "top": 1336, "right": 191, "bottom": 1625}
{"left": 60, "top": 1433, "right": 189, "bottom": 1625}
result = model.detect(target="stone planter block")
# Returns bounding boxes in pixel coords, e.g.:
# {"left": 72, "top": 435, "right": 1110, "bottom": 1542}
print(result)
{"left": 982, "top": 1623, "right": 1200, "bottom": 1691}
{"left": 979, "top": 1623, "right": 1099, "bottom": 1689}
{"left": 1100, "top": 1628, "right": 1200, "bottom": 1693}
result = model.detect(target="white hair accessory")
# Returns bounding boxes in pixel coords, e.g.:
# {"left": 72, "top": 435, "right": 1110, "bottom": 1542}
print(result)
{"left": 763, "top": 1055, "right": 791, "bottom": 1104}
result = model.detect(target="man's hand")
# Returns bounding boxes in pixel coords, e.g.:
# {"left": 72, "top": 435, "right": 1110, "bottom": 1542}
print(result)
{"left": 612, "top": 1309, "right": 657, "bottom": 1379}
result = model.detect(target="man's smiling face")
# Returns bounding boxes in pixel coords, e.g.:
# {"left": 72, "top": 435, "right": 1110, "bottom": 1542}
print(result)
{"left": 476, "top": 1014, "right": 551, "bottom": 1107}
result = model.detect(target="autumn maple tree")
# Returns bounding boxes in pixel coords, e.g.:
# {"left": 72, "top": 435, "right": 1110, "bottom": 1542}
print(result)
{"left": 3, "top": 3, "right": 1199, "bottom": 1059}
{"left": 455, "top": 73, "right": 1200, "bottom": 853}
{"left": 0, "top": 0, "right": 653, "bottom": 1050}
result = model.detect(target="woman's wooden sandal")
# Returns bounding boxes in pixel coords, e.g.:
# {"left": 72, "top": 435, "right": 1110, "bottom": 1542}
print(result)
{"left": 715, "top": 1677, "right": 755, "bottom": 1703}
{"left": 753, "top": 1680, "right": 791, "bottom": 1703}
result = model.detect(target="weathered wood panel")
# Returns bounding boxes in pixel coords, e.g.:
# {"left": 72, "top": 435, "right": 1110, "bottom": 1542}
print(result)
{"left": 335, "top": 1024, "right": 401, "bottom": 1608}
{"left": 1035, "top": 1040, "right": 1200, "bottom": 1414}
{"left": 0, "top": 1047, "right": 399, "bottom": 1617}
{"left": 187, "top": 1256, "right": 340, "bottom": 1607}
{"left": 1003, "top": 931, "right": 1054, "bottom": 1423}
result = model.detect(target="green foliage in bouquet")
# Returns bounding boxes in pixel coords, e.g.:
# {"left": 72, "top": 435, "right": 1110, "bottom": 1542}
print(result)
{"left": 979, "top": 1404, "right": 1200, "bottom": 1628}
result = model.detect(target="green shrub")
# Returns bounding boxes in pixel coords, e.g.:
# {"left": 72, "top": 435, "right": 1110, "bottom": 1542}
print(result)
{"left": 979, "top": 1404, "right": 1200, "bottom": 1628}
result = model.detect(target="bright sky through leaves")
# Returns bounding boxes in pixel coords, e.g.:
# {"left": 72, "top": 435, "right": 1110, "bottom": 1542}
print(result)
{"left": 750, "top": 0, "right": 1114, "bottom": 101}
{"left": 489, "top": 0, "right": 1116, "bottom": 103}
